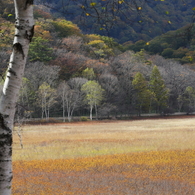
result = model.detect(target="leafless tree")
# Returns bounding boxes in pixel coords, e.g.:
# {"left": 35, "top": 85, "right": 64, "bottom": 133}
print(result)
{"left": 25, "top": 61, "right": 60, "bottom": 90}
{"left": 58, "top": 77, "right": 87, "bottom": 121}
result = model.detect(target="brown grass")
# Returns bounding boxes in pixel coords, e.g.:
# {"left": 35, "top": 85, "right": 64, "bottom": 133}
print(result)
{"left": 13, "top": 118, "right": 195, "bottom": 160}
{"left": 12, "top": 118, "right": 195, "bottom": 194}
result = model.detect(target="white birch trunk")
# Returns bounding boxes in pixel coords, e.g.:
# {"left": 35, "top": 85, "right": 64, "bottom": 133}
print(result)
{"left": 90, "top": 105, "right": 93, "bottom": 120}
{"left": 62, "top": 98, "right": 65, "bottom": 122}
{"left": 41, "top": 96, "right": 44, "bottom": 118}
{"left": 95, "top": 102, "right": 98, "bottom": 120}
{"left": 67, "top": 105, "right": 71, "bottom": 122}
{"left": 0, "top": 1, "right": 34, "bottom": 194}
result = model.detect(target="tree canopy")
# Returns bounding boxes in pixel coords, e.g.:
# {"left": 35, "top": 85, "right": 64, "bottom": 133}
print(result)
{"left": 37, "top": 0, "right": 195, "bottom": 43}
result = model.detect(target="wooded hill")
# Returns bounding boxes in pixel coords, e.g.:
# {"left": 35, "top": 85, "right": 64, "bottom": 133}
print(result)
{"left": 39, "top": 0, "right": 195, "bottom": 43}
{"left": 1, "top": 0, "right": 195, "bottom": 44}
{"left": 125, "top": 24, "right": 195, "bottom": 64}
{"left": 1, "top": 1, "right": 195, "bottom": 120}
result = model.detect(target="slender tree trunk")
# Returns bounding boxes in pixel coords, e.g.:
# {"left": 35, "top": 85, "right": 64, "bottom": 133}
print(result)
{"left": 41, "top": 99, "right": 44, "bottom": 118}
{"left": 62, "top": 99, "right": 65, "bottom": 122}
{"left": 70, "top": 107, "right": 75, "bottom": 121}
{"left": 67, "top": 103, "right": 71, "bottom": 122}
{"left": 0, "top": 1, "right": 34, "bottom": 194}
{"left": 43, "top": 97, "right": 47, "bottom": 119}
{"left": 47, "top": 106, "right": 50, "bottom": 120}
{"left": 95, "top": 103, "right": 98, "bottom": 120}
{"left": 44, "top": 105, "right": 47, "bottom": 119}
{"left": 90, "top": 105, "right": 93, "bottom": 120}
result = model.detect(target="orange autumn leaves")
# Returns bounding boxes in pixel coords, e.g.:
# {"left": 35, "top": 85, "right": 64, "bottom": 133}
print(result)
{"left": 12, "top": 150, "right": 195, "bottom": 194}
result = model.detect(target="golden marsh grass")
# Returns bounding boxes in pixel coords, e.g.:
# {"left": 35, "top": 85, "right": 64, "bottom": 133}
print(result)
{"left": 12, "top": 117, "right": 195, "bottom": 194}
{"left": 13, "top": 118, "right": 195, "bottom": 160}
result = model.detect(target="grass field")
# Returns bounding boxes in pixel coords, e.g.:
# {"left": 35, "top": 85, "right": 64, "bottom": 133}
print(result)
{"left": 12, "top": 117, "right": 195, "bottom": 194}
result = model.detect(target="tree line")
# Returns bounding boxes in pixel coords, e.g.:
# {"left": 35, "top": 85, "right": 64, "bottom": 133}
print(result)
{"left": 17, "top": 48, "right": 195, "bottom": 121}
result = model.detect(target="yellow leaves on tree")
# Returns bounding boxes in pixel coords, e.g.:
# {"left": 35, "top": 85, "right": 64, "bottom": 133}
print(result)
{"left": 34, "top": 25, "right": 52, "bottom": 40}
{"left": 52, "top": 19, "right": 81, "bottom": 38}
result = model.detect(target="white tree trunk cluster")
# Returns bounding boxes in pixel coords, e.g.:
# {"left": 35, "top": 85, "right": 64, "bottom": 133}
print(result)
{"left": 0, "top": 0, "right": 34, "bottom": 194}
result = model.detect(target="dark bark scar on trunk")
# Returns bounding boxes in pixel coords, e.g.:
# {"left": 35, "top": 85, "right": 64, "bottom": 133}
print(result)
{"left": 0, "top": 114, "right": 11, "bottom": 132}
{"left": 30, "top": 25, "right": 34, "bottom": 42}
{"left": 8, "top": 68, "right": 16, "bottom": 76}
{"left": 25, "top": 0, "right": 34, "bottom": 10}
{"left": 25, "top": 25, "right": 34, "bottom": 42}
{"left": 13, "top": 43, "right": 25, "bottom": 59}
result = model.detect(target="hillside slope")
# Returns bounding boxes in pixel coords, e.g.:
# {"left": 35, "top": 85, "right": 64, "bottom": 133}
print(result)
{"left": 40, "top": 0, "right": 195, "bottom": 43}
{"left": 125, "top": 24, "right": 195, "bottom": 64}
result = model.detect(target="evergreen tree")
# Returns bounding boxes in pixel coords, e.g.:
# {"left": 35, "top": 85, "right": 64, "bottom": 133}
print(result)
{"left": 132, "top": 72, "right": 153, "bottom": 116}
{"left": 184, "top": 86, "right": 195, "bottom": 113}
{"left": 29, "top": 37, "right": 53, "bottom": 62}
{"left": 149, "top": 65, "right": 169, "bottom": 113}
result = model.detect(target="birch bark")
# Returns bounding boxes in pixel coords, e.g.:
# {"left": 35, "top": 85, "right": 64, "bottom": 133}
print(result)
{"left": 0, "top": 0, "right": 34, "bottom": 194}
